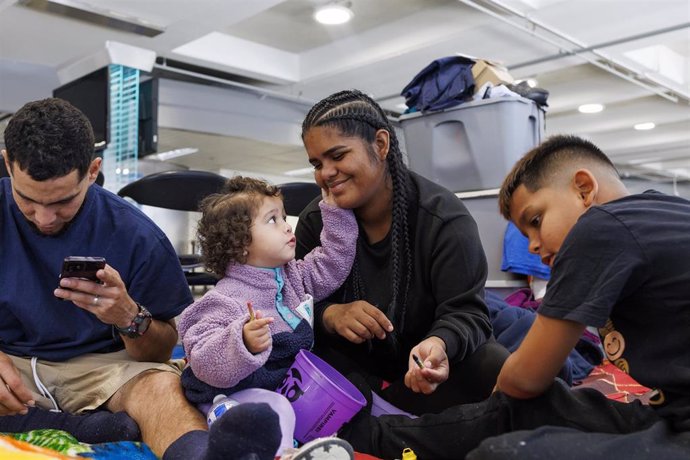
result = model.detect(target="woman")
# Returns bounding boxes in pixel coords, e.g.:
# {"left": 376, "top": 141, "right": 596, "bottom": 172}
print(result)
{"left": 295, "top": 89, "right": 508, "bottom": 415}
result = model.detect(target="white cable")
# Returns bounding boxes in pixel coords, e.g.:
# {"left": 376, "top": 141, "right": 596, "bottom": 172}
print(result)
{"left": 30, "top": 357, "right": 61, "bottom": 412}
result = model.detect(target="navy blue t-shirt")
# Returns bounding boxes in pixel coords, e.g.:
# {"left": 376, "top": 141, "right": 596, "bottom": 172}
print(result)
{"left": 0, "top": 178, "right": 193, "bottom": 361}
{"left": 539, "top": 191, "right": 690, "bottom": 424}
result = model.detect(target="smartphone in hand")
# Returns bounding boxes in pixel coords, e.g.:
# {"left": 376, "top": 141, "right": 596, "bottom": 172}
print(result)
{"left": 59, "top": 256, "right": 106, "bottom": 283}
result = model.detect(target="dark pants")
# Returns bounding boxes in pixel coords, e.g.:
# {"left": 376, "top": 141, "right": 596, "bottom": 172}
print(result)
{"left": 382, "top": 338, "right": 509, "bottom": 415}
{"left": 340, "top": 379, "right": 687, "bottom": 460}
{"left": 469, "top": 422, "right": 690, "bottom": 460}
{"left": 316, "top": 338, "right": 509, "bottom": 415}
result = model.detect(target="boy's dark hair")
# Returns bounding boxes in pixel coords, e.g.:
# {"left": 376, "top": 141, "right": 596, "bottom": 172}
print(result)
{"left": 302, "top": 89, "right": 412, "bottom": 331}
{"left": 198, "top": 176, "right": 281, "bottom": 276}
{"left": 3, "top": 98, "right": 95, "bottom": 181}
{"left": 498, "top": 134, "right": 618, "bottom": 220}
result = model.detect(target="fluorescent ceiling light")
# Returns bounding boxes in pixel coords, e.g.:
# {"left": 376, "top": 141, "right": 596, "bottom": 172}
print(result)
{"left": 624, "top": 45, "right": 685, "bottom": 85}
{"left": 627, "top": 157, "right": 660, "bottom": 164}
{"left": 314, "top": 3, "right": 354, "bottom": 25}
{"left": 283, "top": 167, "right": 314, "bottom": 177}
{"left": 578, "top": 103, "right": 604, "bottom": 114}
{"left": 154, "top": 148, "right": 199, "bottom": 161}
{"left": 634, "top": 122, "right": 656, "bottom": 131}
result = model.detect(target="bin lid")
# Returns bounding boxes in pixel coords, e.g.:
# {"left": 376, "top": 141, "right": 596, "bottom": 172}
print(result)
{"left": 398, "top": 95, "right": 535, "bottom": 122}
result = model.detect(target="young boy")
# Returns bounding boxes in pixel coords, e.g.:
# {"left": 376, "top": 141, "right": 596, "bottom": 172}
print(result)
{"left": 338, "top": 135, "right": 690, "bottom": 459}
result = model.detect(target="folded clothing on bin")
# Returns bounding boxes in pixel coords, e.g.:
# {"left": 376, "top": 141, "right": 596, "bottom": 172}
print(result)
{"left": 400, "top": 55, "right": 475, "bottom": 112}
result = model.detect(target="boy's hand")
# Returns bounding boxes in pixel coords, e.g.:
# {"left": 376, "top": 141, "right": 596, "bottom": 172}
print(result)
{"left": 321, "top": 187, "right": 336, "bottom": 206}
{"left": 404, "top": 336, "right": 449, "bottom": 394}
{"left": 243, "top": 310, "right": 274, "bottom": 354}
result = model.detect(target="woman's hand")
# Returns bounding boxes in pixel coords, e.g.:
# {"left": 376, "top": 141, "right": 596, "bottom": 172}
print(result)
{"left": 243, "top": 310, "right": 274, "bottom": 354}
{"left": 322, "top": 301, "right": 394, "bottom": 344}
{"left": 404, "top": 336, "right": 450, "bottom": 394}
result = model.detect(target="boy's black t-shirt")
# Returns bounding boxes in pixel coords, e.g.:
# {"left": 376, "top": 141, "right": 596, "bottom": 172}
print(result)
{"left": 539, "top": 191, "right": 690, "bottom": 426}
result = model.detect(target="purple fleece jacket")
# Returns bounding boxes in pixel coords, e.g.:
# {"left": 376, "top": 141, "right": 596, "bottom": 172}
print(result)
{"left": 178, "top": 201, "right": 357, "bottom": 389}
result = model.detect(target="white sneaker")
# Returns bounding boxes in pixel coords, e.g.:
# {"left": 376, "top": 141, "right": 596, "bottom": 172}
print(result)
{"left": 282, "top": 437, "right": 354, "bottom": 460}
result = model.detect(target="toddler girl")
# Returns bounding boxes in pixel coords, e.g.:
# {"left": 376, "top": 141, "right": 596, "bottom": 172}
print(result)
{"left": 178, "top": 176, "right": 357, "bottom": 404}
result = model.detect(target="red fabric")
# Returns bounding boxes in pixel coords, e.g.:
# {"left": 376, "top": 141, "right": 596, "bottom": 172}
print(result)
{"left": 355, "top": 453, "right": 384, "bottom": 460}
{"left": 575, "top": 360, "right": 656, "bottom": 404}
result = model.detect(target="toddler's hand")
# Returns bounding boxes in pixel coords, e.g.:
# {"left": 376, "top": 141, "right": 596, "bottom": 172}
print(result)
{"left": 321, "top": 187, "right": 336, "bottom": 206}
{"left": 243, "top": 310, "right": 273, "bottom": 354}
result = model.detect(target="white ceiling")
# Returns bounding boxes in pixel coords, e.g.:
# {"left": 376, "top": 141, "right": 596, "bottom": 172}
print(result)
{"left": 1, "top": 0, "right": 689, "bottom": 185}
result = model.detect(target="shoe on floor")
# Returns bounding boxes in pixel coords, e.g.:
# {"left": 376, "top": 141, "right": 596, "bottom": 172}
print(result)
{"left": 281, "top": 437, "right": 354, "bottom": 460}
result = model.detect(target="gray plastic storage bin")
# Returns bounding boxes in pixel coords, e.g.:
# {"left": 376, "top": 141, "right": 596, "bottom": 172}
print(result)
{"left": 400, "top": 96, "right": 544, "bottom": 192}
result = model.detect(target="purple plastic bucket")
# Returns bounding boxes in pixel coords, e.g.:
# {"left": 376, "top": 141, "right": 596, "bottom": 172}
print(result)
{"left": 276, "top": 349, "right": 366, "bottom": 443}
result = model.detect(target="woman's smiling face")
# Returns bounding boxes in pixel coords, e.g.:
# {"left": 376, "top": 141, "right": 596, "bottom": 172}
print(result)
{"left": 303, "top": 126, "right": 388, "bottom": 210}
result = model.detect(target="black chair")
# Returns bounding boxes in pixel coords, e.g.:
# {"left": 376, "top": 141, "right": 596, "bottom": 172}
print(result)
{"left": 118, "top": 170, "right": 227, "bottom": 212}
{"left": 278, "top": 182, "right": 321, "bottom": 216}
{"left": 118, "top": 170, "right": 228, "bottom": 288}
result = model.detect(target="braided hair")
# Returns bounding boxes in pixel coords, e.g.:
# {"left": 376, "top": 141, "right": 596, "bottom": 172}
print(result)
{"left": 302, "top": 89, "right": 413, "bottom": 332}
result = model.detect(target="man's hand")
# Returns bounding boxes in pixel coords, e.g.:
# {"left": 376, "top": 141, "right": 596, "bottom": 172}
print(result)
{"left": 54, "top": 264, "right": 139, "bottom": 329}
{"left": 243, "top": 310, "right": 274, "bottom": 354}
{"left": 404, "top": 336, "right": 450, "bottom": 395}
{"left": 322, "top": 301, "right": 394, "bottom": 344}
{"left": 0, "top": 351, "right": 34, "bottom": 416}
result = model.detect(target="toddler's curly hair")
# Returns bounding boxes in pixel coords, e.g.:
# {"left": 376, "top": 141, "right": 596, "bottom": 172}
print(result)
{"left": 197, "top": 176, "right": 281, "bottom": 276}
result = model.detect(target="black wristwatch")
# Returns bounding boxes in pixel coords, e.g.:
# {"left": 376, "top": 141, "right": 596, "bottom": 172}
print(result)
{"left": 115, "top": 303, "right": 153, "bottom": 339}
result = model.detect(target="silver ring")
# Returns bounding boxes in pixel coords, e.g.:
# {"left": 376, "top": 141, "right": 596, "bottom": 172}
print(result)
{"left": 93, "top": 295, "right": 100, "bottom": 306}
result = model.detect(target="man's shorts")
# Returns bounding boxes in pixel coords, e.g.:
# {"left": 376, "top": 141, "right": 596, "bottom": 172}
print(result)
{"left": 8, "top": 350, "right": 184, "bottom": 413}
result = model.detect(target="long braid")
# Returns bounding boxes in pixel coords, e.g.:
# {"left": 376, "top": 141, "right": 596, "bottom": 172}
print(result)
{"left": 302, "top": 90, "right": 413, "bottom": 332}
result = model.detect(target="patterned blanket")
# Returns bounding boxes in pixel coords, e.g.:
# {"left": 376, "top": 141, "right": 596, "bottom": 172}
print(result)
{"left": 0, "top": 429, "right": 156, "bottom": 459}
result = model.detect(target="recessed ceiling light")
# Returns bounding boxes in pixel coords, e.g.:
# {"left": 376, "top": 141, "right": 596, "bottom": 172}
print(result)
{"left": 314, "top": 2, "right": 354, "bottom": 25}
{"left": 634, "top": 122, "right": 656, "bottom": 131}
{"left": 578, "top": 103, "right": 604, "bottom": 114}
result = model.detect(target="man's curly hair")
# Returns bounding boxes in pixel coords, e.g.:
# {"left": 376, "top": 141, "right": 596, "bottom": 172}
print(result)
{"left": 4, "top": 98, "right": 95, "bottom": 181}
{"left": 197, "top": 176, "right": 281, "bottom": 276}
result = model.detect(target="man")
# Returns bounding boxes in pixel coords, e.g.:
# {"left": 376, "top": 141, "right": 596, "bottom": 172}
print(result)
{"left": 0, "top": 98, "right": 263, "bottom": 459}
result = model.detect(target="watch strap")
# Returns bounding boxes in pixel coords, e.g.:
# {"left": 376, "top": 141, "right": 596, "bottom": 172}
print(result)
{"left": 115, "top": 303, "right": 153, "bottom": 339}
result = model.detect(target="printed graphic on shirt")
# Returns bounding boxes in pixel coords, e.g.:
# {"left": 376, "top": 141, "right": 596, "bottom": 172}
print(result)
{"left": 598, "top": 318, "right": 664, "bottom": 405}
